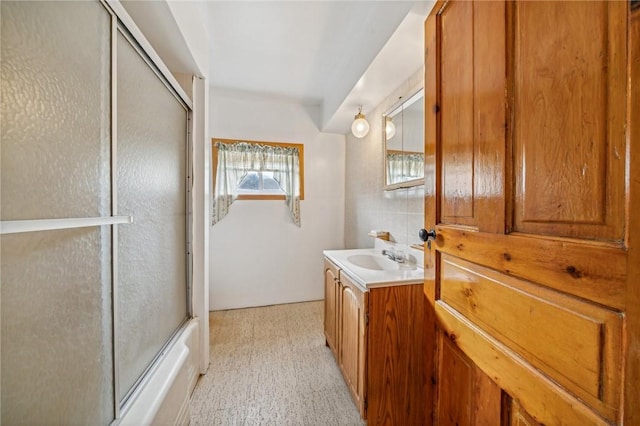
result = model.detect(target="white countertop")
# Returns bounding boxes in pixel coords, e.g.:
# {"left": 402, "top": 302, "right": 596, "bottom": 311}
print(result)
{"left": 323, "top": 248, "right": 427, "bottom": 290}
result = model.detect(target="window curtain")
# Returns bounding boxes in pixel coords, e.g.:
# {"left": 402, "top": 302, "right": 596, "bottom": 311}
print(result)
{"left": 212, "top": 141, "right": 301, "bottom": 226}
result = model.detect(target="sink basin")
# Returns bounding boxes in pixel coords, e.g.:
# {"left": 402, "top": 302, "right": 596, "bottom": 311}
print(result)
{"left": 347, "top": 254, "right": 399, "bottom": 271}
{"left": 324, "top": 248, "right": 426, "bottom": 288}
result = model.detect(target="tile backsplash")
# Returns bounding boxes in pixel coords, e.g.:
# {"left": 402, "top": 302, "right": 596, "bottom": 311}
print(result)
{"left": 345, "top": 67, "right": 424, "bottom": 249}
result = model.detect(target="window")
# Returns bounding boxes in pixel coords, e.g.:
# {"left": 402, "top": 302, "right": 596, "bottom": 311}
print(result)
{"left": 211, "top": 139, "right": 304, "bottom": 226}
{"left": 237, "top": 171, "right": 286, "bottom": 195}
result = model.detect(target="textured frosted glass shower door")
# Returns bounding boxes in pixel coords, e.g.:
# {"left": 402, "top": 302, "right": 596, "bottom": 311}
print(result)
{"left": 116, "top": 31, "right": 189, "bottom": 402}
{"left": 1, "top": 2, "right": 114, "bottom": 424}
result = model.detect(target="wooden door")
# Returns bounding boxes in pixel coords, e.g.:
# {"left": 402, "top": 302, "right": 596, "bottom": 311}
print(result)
{"left": 338, "top": 273, "right": 367, "bottom": 418}
{"left": 324, "top": 259, "right": 339, "bottom": 357}
{"left": 424, "top": 1, "right": 639, "bottom": 424}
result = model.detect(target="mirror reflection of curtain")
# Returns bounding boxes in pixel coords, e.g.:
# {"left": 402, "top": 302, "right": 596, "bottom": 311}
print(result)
{"left": 387, "top": 151, "right": 403, "bottom": 184}
{"left": 386, "top": 151, "right": 424, "bottom": 185}
{"left": 405, "top": 152, "right": 424, "bottom": 179}
{"left": 212, "top": 141, "right": 301, "bottom": 226}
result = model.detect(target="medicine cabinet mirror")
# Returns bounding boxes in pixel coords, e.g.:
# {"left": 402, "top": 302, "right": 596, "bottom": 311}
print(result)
{"left": 383, "top": 88, "right": 424, "bottom": 190}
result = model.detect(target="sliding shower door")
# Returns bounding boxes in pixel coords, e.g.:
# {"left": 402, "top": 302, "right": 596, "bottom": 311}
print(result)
{"left": 116, "top": 30, "right": 190, "bottom": 403}
{"left": 1, "top": 2, "right": 114, "bottom": 424}
{"left": 1, "top": 1, "right": 191, "bottom": 423}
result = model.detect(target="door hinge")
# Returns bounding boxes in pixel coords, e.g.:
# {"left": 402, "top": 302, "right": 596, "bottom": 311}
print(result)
{"left": 365, "top": 313, "right": 369, "bottom": 325}
{"left": 364, "top": 396, "right": 368, "bottom": 410}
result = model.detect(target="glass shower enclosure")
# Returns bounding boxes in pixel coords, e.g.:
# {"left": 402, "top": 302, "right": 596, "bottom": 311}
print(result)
{"left": 0, "top": 1, "right": 192, "bottom": 424}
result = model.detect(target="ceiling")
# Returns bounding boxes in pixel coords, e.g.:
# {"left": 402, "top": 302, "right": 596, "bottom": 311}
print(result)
{"left": 121, "top": 1, "right": 434, "bottom": 135}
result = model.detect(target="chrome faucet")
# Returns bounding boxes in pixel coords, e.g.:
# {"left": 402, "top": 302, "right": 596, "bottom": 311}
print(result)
{"left": 382, "top": 248, "right": 405, "bottom": 263}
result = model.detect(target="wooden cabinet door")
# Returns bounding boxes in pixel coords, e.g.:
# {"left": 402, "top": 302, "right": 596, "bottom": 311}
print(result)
{"left": 424, "top": 1, "right": 639, "bottom": 424}
{"left": 367, "top": 284, "right": 427, "bottom": 426}
{"left": 324, "top": 259, "right": 339, "bottom": 358}
{"left": 338, "top": 273, "right": 367, "bottom": 418}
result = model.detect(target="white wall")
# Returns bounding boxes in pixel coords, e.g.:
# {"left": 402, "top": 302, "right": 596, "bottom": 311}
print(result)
{"left": 345, "top": 67, "right": 424, "bottom": 249}
{"left": 210, "top": 89, "right": 345, "bottom": 310}
{"left": 190, "top": 77, "right": 210, "bottom": 373}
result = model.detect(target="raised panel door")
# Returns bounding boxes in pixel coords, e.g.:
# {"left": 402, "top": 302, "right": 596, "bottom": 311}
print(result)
{"left": 439, "top": 0, "right": 474, "bottom": 226}
{"left": 338, "top": 273, "right": 367, "bottom": 418}
{"left": 436, "top": 338, "right": 502, "bottom": 426}
{"left": 436, "top": 337, "right": 473, "bottom": 425}
{"left": 625, "top": 6, "right": 640, "bottom": 424}
{"left": 324, "top": 259, "right": 339, "bottom": 358}
{"left": 437, "top": 0, "right": 506, "bottom": 233}
{"left": 425, "top": 1, "right": 636, "bottom": 424}
{"left": 512, "top": 1, "right": 626, "bottom": 241}
{"left": 510, "top": 400, "right": 542, "bottom": 426}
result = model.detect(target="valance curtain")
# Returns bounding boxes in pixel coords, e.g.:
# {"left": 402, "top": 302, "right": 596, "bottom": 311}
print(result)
{"left": 212, "top": 141, "right": 301, "bottom": 226}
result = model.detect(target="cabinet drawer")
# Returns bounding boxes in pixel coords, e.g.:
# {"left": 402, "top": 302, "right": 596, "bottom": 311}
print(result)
{"left": 438, "top": 254, "right": 622, "bottom": 421}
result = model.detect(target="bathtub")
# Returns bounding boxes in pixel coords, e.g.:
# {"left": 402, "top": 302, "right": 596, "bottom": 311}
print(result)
{"left": 119, "top": 318, "right": 201, "bottom": 426}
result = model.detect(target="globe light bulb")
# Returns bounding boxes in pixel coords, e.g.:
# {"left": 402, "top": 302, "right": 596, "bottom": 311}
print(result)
{"left": 385, "top": 118, "right": 396, "bottom": 139}
{"left": 351, "top": 108, "right": 369, "bottom": 138}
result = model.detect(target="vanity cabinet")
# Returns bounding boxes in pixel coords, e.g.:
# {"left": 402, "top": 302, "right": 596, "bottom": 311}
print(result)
{"left": 323, "top": 257, "right": 426, "bottom": 425}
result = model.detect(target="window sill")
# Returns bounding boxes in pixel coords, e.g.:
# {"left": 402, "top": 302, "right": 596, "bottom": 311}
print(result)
{"left": 236, "top": 195, "right": 305, "bottom": 201}
{"left": 237, "top": 194, "right": 286, "bottom": 201}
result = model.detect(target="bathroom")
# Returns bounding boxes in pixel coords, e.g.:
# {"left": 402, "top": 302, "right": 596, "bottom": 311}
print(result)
{"left": 2, "top": 1, "right": 639, "bottom": 425}
{"left": 1, "top": 0, "right": 431, "bottom": 424}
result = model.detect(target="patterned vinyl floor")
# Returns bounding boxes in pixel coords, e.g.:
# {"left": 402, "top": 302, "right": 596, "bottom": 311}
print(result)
{"left": 189, "top": 301, "right": 365, "bottom": 426}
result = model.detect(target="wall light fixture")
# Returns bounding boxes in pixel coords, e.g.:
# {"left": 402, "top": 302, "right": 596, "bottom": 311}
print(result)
{"left": 351, "top": 105, "right": 370, "bottom": 138}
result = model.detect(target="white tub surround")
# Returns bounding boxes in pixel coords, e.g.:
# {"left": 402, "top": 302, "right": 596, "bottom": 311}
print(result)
{"left": 119, "top": 319, "right": 200, "bottom": 426}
